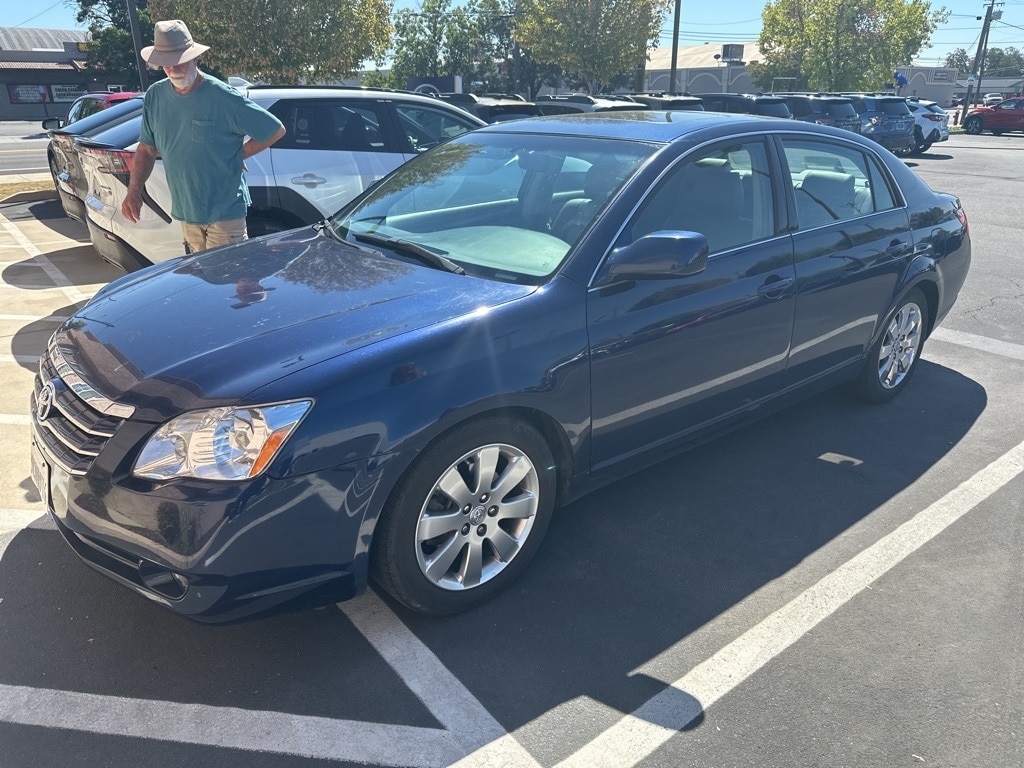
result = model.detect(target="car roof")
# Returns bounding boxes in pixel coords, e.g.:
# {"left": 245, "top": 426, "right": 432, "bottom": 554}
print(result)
{"left": 473, "top": 109, "right": 825, "bottom": 143}
{"left": 244, "top": 85, "right": 480, "bottom": 111}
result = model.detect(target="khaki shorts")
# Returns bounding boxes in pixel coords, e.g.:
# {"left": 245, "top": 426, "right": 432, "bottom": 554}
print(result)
{"left": 181, "top": 218, "right": 247, "bottom": 254}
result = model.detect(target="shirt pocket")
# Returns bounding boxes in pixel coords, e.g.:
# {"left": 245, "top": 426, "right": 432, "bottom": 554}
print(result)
{"left": 191, "top": 119, "right": 215, "bottom": 143}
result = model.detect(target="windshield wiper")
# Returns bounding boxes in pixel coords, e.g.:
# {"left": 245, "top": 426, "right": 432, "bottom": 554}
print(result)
{"left": 353, "top": 232, "right": 464, "bottom": 275}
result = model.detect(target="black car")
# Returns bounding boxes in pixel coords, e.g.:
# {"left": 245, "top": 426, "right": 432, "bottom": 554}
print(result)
{"left": 624, "top": 93, "right": 705, "bottom": 111}
{"left": 44, "top": 96, "right": 144, "bottom": 224}
{"left": 778, "top": 94, "right": 861, "bottom": 133}
{"left": 692, "top": 93, "right": 792, "bottom": 118}
{"left": 32, "top": 112, "right": 970, "bottom": 622}
{"left": 436, "top": 92, "right": 542, "bottom": 123}
{"left": 534, "top": 94, "right": 648, "bottom": 115}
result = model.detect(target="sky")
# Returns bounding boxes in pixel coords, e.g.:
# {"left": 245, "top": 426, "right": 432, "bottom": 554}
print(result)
{"left": 2, "top": 0, "right": 1022, "bottom": 67}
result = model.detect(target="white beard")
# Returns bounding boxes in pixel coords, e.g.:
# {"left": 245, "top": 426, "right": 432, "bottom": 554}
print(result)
{"left": 169, "top": 63, "right": 198, "bottom": 91}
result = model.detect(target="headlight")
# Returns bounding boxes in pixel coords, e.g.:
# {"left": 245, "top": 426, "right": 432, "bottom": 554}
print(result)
{"left": 133, "top": 400, "right": 312, "bottom": 481}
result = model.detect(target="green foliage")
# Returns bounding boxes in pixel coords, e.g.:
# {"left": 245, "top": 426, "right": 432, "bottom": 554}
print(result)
{"left": 983, "top": 47, "right": 1024, "bottom": 78}
{"left": 752, "top": 0, "right": 948, "bottom": 92}
{"left": 515, "top": 0, "right": 671, "bottom": 95}
{"left": 71, "top": 1, "right": 153, "bottom": 89}
{"left": 147, "top": 0, "right": 392, "bottom": 83}
{"left": 943, "top": 47, "right": 970, "bottom": 76}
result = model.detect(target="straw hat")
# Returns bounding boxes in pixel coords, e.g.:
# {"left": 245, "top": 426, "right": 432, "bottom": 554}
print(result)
{"left": 141, "top": 20, "right": 209, "bottom": 66}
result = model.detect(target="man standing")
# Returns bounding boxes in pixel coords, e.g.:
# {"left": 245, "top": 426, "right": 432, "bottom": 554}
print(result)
{"left": 121, "top": 20, "right": 286, "bottom": 253}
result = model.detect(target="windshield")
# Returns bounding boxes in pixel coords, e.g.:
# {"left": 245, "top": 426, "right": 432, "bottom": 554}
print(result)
{"left": 824, "top": 102, "right": 858, "bottom": 118}
{"left": 756, "top": 101, "right": 792, "bottom": 118}
{"left": 333, "top": 133, "right": 655, "bottom": 283}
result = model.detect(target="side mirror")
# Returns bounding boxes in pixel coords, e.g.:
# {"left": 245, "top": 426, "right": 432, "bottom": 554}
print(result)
{"left": 596, "top": 230, "right": 709, "bottom": 286}
{"left": 41, "top": 117, "right": 61, "bottom": 130}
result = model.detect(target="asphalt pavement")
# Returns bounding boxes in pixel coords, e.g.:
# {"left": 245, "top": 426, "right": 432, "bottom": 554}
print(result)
{"left": 0, "top": 133, "right": 1022, "bottom": 768}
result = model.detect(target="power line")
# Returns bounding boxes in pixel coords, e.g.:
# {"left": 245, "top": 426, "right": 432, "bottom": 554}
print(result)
{"left": 12, "top": 1, "right": 64, "bottom": 28}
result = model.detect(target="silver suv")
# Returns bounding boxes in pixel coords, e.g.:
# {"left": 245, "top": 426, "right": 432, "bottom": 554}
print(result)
{"left": 79, "top": 86, "right": 486, "bottom": 271}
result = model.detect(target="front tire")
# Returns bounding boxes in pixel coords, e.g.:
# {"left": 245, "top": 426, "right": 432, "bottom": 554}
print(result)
{"left": 371, "top": 416, "right": 557, "bottom": 614}
{"left": 852, "top": 289, "right": 928, "bottom": 403}
{"left": 963, "top": 116, "right": 984, "bottom": 135}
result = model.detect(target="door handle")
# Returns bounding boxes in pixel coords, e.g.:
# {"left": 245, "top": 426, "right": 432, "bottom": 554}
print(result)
{"left": 886, "top": 240, "right": 912, "bottom": 258}
{"left": 291, "top": 173, "right": 327, "bottom": 187}
{"left": 758, "top": 276, "right": 794, "bottom": 299}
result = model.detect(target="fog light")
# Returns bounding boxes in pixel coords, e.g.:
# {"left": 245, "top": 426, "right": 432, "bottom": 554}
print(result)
{"left": 138, "top": 561, "right": 189, "bottom": 600}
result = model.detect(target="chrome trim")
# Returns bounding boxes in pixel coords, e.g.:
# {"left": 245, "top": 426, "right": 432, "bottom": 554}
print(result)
{"left": 49, "top": 336, "right": 135, "bottom": 419}
{"left": 37, "top": 416, "right": 101, "bottom": 457}
{"left": 32, "top": 422, "right": 84, "bottom": 476}
{"left": 50, "top": 391, "right": 117, "bottom": 438}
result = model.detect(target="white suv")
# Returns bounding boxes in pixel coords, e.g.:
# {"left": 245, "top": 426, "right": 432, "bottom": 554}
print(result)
{"left": 904, "top": 98, "right": 949, "bottom": 155}
{"left": 79, "top": 85, "right": 486, "bottom": 271}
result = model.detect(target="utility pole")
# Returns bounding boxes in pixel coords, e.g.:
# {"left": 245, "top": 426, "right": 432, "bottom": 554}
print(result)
{"left": 668, "top": 0, "right": 681, "bottom": 94}
{"left": 960, "top": 0, "right": 999, "bottom": 125}
{"left": 126, "top": 0, "right": 149, "bottom": 91}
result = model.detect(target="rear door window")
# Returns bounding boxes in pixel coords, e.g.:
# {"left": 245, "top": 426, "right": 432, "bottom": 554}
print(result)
{"left": 269, "top": 99, "right": 393, "bottom": 153}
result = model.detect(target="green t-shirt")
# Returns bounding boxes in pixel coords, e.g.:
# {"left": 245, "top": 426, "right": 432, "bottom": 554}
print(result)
{"left": 139, "top": 74, "right": 282, "bottom": 225}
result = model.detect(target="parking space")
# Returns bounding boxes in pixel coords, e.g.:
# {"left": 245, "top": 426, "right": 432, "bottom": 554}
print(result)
{"left": 1, "top": 136, "right": 1022, "bottom": 767}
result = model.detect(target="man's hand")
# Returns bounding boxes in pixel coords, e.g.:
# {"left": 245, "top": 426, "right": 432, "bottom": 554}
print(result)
{"left": 121, "top": 190, "right": 143, "bottom": 223}
{"left": 121, "top": 143, "right": 157, "bottom": 225}
{"left": 243, "top": 124, "right": 286, "bottom": 159}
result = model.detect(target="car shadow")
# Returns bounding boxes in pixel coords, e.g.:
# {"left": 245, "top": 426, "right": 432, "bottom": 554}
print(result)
{"left": 7, "top": 305, "right": 80, "bottom": 371}
{"left": 0, "top": 360, "right": 987, "bottom": 765}
{"left": 0, "top": 197, "right": 89, "bottom": 241}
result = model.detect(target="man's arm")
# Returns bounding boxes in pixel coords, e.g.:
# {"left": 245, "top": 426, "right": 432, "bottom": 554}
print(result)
{"left": 243, "top": 125, "right": 286, "bottom": 159}
{"left": 121, "top": 142, "right": 157, "bottom": 223}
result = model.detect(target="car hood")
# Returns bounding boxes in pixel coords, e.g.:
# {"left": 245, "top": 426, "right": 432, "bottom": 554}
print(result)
{"left": 60, "top": 227, "right": 535, "bottom": 421}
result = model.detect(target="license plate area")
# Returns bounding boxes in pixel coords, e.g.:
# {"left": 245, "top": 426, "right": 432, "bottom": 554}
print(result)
{"left": 31, "top": 441, "right": 50, "bottom": 508}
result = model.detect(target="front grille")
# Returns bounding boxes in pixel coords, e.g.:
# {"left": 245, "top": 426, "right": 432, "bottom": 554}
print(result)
{"left": 32, "top": 336, "right": 131, "bottom": 476}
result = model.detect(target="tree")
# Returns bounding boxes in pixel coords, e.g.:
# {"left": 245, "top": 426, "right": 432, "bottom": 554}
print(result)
{"left": 72, "top": 1, "right": 154, "bottom": 90}
{"left": 750, "top": 0, "right": 948, "bottom": 93}
{"left": 515, "top": 0, "right": 671, "bottom": 95}
{"left": 983, "top": 47, "right": 1024, "bottom": 78}
{"left": 147, "top": 0, "right": 391, "bottom": 83}
{"left": 943, "top": 47, "right": 970, "bottom": 76}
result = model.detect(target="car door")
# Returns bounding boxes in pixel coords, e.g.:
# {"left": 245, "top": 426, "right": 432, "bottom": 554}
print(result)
{"left": 587, "top": 138, "right": 796, "bottom": 471}
{"left": 988, "top": 98, "right": 1024, "bottom": 130}
{"left": 266, "top": 98, "right": 404, "bottom": 220}
{"left": 778, "top": 135, "right": 913, "bottom": 385}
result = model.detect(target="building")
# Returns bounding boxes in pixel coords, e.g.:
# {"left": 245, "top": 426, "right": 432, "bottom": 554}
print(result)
{"left": 642, "top": 42, "right": 762, "bottom": 95}
{"left": 0, "top": 27, "right": 130, "bottom": 121}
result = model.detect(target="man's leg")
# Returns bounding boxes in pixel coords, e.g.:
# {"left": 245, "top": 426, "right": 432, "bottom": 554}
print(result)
{"left": 204, "top": 218, "right": 248, "bottom": 248}
{"left": 181, "top": 222, "right": 207, "bottom": 254}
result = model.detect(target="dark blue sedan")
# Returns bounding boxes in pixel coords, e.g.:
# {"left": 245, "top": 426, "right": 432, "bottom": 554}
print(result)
{"left": 30, "top": 112, "right": 971, "bottom": 621}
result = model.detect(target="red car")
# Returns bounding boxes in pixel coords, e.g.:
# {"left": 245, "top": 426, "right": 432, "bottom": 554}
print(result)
{"left": 41, "top": 91, "right": 142, "bottom": 130}
{"left": 963, "top": 97, "right": 1024, "bottom": 136}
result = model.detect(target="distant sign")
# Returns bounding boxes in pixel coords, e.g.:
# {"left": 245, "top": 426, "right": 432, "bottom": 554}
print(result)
{"left": 933, "top": 71, "right": 951, "bottom": 82}
{"left": 721, "top": 44, "right": 745, "bottom": 63}
{"left": 6, "top": 84, "right": 49, "bottom": 104}
{"left": 50, "top": 84, "right": 88, "bottom": 103}
{"left": 967, "top": 74, "right": 978, "bottom": 84}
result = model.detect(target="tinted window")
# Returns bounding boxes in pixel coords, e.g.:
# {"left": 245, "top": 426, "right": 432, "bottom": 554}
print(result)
{"left": 270, "top": 100, "right": 390, "bottom": 152}
{"left": 786, "top": 98, "right": 812, "bottom": 117}
{"left": 394, "top": 104, "right": 479, "bottom": 153}
{"left": 824, "top": 102, "right": 857, "bottom": 118}
{"left": 781, "top": 139, "right": 890, "bottom": 229}
{"left": 88, "top": 114, "right": 143, "bottom": 148}
{"left": 756, "top": 101, "right": 792, "bottom": 118}
{"left": 629, "top": 139, "right": 775, "bottom": 254}
{"left": 879, "top": 100, "right": 912, "bottom": 116}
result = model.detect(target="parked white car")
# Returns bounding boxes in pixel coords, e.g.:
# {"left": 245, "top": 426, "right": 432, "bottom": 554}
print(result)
{"left": 983, "top": 93, "right": 1004, "bottom": 107}
{"left": 79, "top": 86, "right": 485, "bottom": 272}
{"left": 904, "top": 98, "right": 949, "bottom": 155}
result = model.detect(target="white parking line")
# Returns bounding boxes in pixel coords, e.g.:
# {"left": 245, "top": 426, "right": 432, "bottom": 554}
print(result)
{"left": 0, "top": 415, "right": 31, "bottom": 425}
{"left": 0, "top": 355, "right": 38, "bottom": 366}
{"left": 930, "top": 327, "right": 1024, "bottom": 362}
{"left": 555, "top": 438, "right": 1024, "bottom": 768}
{"left": 0, "top": 216, "right": 92, "bottom": 305}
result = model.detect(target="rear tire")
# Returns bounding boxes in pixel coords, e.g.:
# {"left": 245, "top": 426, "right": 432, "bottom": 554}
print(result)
{"left": 371, "top": 415, "right": 556, "bottom": 614}
{"left": 852, "top": 289, "right": 928, "bottom": 403}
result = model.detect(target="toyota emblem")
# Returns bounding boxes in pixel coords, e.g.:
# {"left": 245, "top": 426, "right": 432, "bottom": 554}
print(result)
{"left": 35, "top": 382, "right": 56, "bottom": 423}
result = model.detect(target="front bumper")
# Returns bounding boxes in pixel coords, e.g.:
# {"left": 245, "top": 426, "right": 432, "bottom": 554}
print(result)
{"left": 30, "top": 423, "right": 378, "bottom": 623}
